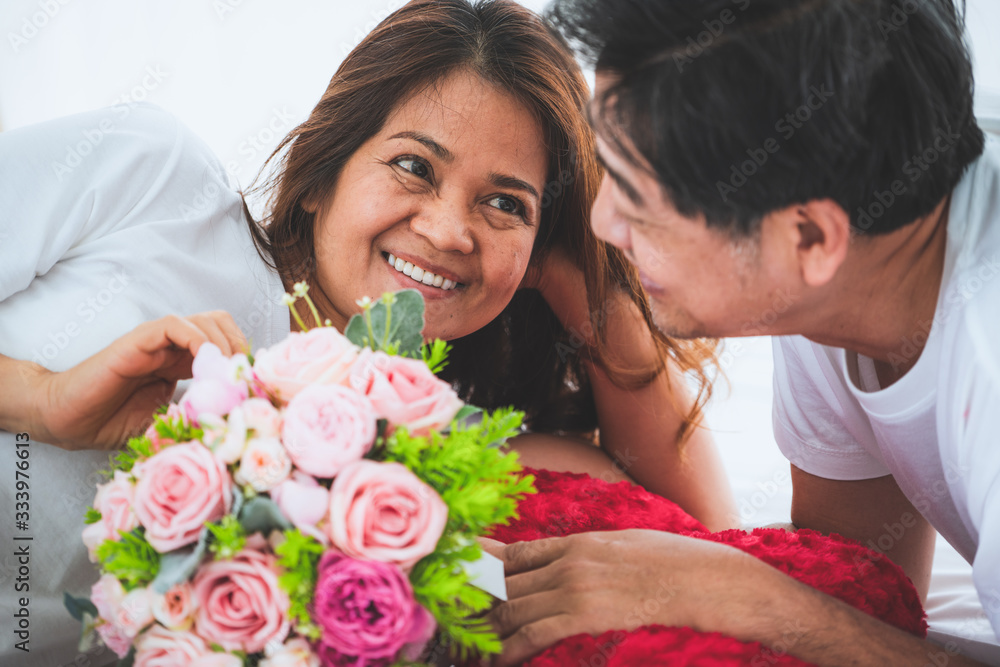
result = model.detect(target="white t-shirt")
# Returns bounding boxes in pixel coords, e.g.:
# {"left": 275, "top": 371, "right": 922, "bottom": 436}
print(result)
{"left": 772, "top": 135, "right": 1000, "bottom": 640}
{"left": 0, "top": 104, "right": 288, "bottom": 666}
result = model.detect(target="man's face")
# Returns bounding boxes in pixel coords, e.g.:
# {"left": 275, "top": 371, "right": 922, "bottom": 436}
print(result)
{"left": 590, "top": 118, "right": 796, "bottom": 339}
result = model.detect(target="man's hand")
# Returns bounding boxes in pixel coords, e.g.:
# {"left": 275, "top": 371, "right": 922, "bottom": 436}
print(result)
{"left": 4, "top": 311, "right": 247, "bottom": 450}
{"left": 487, "top": 530, "right": 756, "bottom": 666}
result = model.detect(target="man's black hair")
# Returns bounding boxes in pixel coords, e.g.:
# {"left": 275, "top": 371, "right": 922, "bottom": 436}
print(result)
{"left": 548, "top": 0, "right": 986, "bottom": 236}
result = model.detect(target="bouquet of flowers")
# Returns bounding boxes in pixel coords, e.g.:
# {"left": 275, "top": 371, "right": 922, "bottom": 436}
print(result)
{"left": 65, "top": 286, "right": 534, "bottom": 667}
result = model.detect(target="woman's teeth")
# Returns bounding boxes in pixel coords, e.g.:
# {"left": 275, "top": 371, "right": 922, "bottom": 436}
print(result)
{"left": 386, "top": 253, "right": 458, "bottom": 290}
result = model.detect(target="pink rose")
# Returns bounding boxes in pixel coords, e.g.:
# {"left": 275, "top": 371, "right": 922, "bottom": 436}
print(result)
{"left": 243, "top": 397, "right": 282, "bottom": 437}
{"left": 261, "top": 637, "right": 321, "bottom": 667}
{"left": 82, "top": 470, "right": 139, "bottom": 561}
{"left": 349, "top": 350, "right": 463, "bottom": 435}
{"left": 234, "top": 437, "right": 292, "bottom": 491}
{"left": 134, "top": 625, "right": 211, "bottom": 667}
{"left": 281, "top": 385, "right": 376, "bottom": 478}
{"left": 91, "top": 575, "right": 132, "bottom": 658}
{"left": 192, "top": 654, "right": 244, "bottom": 667}
{"left": 313, "top": 551, "right": 436, "bottom": 663}
{"left": 133, "top": 442, "right": 232, "bottom": 552}
{"left": 270, "top": 471, "right": 330, "bottom": 543}
{"left": 327, "top": 460, "right": 447, "bottom": 570}
{"left": 181, "top": 343, "right": 251, "bottom": 423}
{"left": 193, "top": 548, "right": 290, "bottom": 653}
{"left": 254, "top": 328, "right": 360, "bottom": 403}
{"left": 116, "top": 588, "right": 155, "bottom": 638}
{"left": 152, "top": 582, "right": 197, "bottom": 631}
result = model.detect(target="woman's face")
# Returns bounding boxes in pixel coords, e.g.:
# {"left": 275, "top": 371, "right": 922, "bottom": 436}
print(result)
{"left": 310, "top": 70, "right": 549, "bottom": 340}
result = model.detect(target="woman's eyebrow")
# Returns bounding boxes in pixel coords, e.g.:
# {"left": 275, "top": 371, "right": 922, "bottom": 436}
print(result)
{"left": 490, "top": 173, "right": 539, "bottom": 202}
{"left": 389, "top": 131, "right": 453, "bottom": 162}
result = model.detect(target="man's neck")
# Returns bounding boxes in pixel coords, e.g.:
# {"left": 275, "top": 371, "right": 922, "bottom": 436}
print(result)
{"left": 800, "top": 197, "right": 951, "bottom": 380}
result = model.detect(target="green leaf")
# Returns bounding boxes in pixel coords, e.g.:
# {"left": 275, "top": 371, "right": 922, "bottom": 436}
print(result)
{"left": 345, "top": 289, "right": 425, "bottom": 358}
{"left": 63, "top": 592, "right": 98, "bottom": 622}
{"left": 422, "top": 338, "right": 452, "bottom": 374}
{"left": 95, "top": 529, "right": 161, "bottom": 590}
{"left": 83, "top": 507, "right": 102, "bottom": 525}
{"left": 207, "top": 515, "right": 247, "bottom": 560}
{"left": 239, "top": 496, "right": 293, "bottom": 535}
{"left": 151, "top": 528, "right": 209, "bottom": 593}
{"left": 275, "top": 529, "right": 325, "bottom": 634}
{"left": 109, "top": 435, "right": 154, "bottom": 473}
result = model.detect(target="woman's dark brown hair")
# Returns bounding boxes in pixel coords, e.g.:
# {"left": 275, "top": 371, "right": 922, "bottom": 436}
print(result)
{"left": 247, "top": 0, "right": 717, "bottom": 441}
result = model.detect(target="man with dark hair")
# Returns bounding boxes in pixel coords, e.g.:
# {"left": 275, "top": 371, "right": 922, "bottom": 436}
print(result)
{"left": 488, "top": 1, "right": 1000, "bottom": 664}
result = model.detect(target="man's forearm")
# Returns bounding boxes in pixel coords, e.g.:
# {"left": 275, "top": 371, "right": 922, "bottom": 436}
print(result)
{"left": 732, "top": 559, "right": 985, "bottom": 667}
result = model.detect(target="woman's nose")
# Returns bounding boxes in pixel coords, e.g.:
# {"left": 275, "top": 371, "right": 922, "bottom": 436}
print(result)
{"left": 408, "top": 197, "right": 475, "bottom": 254}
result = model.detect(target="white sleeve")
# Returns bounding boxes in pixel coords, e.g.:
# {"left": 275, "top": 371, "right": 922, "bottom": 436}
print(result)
{"left": 945, "top": 294, "right": 1000, "bottom": 641}
{"left": 771, "top": 336, "right": 891, "bottom": 480}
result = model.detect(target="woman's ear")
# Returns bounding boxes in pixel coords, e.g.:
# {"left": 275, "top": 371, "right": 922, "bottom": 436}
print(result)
{"left": 769, "top": 199, "right": 852, "bottom": 288}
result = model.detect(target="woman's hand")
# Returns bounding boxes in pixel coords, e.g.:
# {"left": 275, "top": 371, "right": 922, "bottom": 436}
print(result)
{"left": 2, "top": 311, "right": 247, "bottom": 451}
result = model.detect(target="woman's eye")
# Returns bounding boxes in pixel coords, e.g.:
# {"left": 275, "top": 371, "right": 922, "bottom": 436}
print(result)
{"left": 394, "top": 157, "right": 430, "bottom": 180}
{"left": 487, "top": 195, "right": 525, "bottom": 217}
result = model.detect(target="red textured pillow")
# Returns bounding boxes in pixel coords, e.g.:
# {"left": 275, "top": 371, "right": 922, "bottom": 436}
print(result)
{"left": 488, "top": 468, "right": 926, "bottom": 666}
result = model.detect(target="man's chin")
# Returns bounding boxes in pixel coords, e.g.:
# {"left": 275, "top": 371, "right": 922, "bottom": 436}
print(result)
{"left": 649, "top": 302, "right": 709, "bottom": 339}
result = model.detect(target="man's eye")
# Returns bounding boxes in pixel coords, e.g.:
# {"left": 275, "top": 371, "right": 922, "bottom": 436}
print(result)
{"left": 487, "top": 195, "right": 525, "bottom": 217}
{"left": 394, "top": 157, "right": 431, "bottom": 180}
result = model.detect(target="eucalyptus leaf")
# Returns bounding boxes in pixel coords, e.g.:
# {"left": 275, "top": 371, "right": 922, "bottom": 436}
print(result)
{"left": 345, "top": 289, "right": 425, "bottom": 358}
{"left": 151, "top": 527, "right": 209, "bottom": 593}
{"left": 76, "top": 612, "right": 100, "bottom": 654}
{"left": 63, "top": 592, "right": 98, "bottom": 622}
{"left": 239, "top": 496, "right": 293, "bottom": 535}
{"left": 117, "top": 647, "right": 135, "bottom": 667}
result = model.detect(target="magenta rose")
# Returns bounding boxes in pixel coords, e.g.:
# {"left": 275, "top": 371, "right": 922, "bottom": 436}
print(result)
{"left": 327, "top": 460, "right": 447, "bottom": 570}
{"left": 312, "top": 551, "right": 436, "bottom": 663}
{"left": 82, "top": 470, "right": 139, "bottom": 560}
{"left": 349, "top": 350, "right": 463, "bottom": 435}
{"left": 133, "top": 625, "right": 212, "bottom": 667}
{"left": 132, "top": 442, "right": 232, "bottom": 553}
{"left": 180, "top": 343, "right": 251, "bottom": 423}
{"left": 281, "top": 385, "right": 377, "bottom": 478}
{"left": 193, "top": 548, "right": 290, "bottom": 653}
{"left": 253, "top": 327, "right": 360, "bottom": 403}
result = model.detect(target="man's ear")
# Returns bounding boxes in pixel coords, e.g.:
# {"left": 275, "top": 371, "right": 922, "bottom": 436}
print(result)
{"left": 770, "top": 199, "right": 852, "bottom": 288}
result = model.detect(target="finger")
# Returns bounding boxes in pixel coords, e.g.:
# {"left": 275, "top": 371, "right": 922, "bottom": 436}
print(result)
{"left": 488, "top": 592, "right": 565, "bottom": 640}
{"left": 501, "top": 537, "right": 569, "bottom": 576}
{"left": 478, "top": 537, "right": 506, "bottom": 559}
{"left": 187, "top": 313, "right": 236, "bottom": 356}
{"left": 504, "top": 566, "right": 564, "bottom": 600}
{"left": 132, "top": 314, "right": 211, "bottom": 359}
{"left": 492, "top": 615, "right": 576, "bottom": 667}
{"left": 199, "top": 310, "right": 249, "bottom": 356}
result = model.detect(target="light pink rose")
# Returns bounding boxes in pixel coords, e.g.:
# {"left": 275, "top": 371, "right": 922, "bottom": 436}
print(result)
{"left": 253, "top": 328, "right": 360, "bottom": 403}
{"left": 181, "top": 343, "right": 251, "bottom": 423}
{"left": 234, "top": 437, "right": 292, "bottom": 491}
{"left": 281, "top": 385, "right": 376, "bottom": 478}
{"left": 327, "top": 460, "right": 447, "bottom": 570}
{"left": 152, "top": 582, "right": 197, "bottom": 631}
{"left": 116, "top": 588, "right": 155, "bottom": 638}
{"left": 82, "top": 470, "right": 139, "bottom": 561}
{"left": 349, "top": 349, "right": 464, "bottom": 435}
{"left": 193, "top": 548, "right": 290, "bottom": 653}
{"left": 242, "top": 397, "right": 282, "bottom": 437}
{"left": 191, "top": 654, "right": 244, "bottom": 667}
{"left": 270, "top": 471, "right": 330, "bottom": 544}
{"left": 207, "top": 408, "right": 246, "bottom": 464}
{"left": 133, "top": 442, "right": 232, "bottom": 553}
{"left": 261, "top": 637, "right": 321, "bottom": 667}
{"left": 134, "top": 625, "right": 211, "bottom": 667}
{"left": 91, "top": 575, "right": 132, "bottom": 658}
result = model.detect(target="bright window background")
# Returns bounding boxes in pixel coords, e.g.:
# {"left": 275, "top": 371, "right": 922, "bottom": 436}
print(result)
{"left": 1, "top": 0, "right": 998, "bottom": 656}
